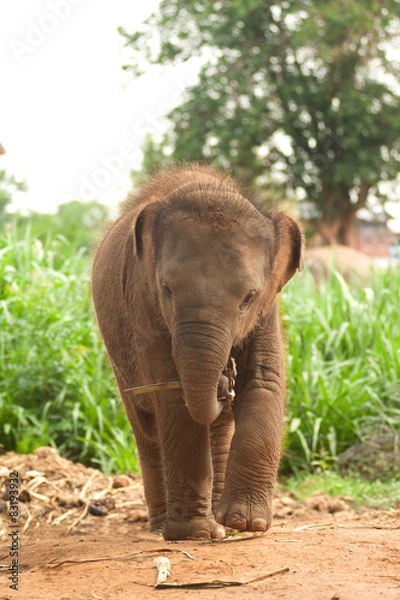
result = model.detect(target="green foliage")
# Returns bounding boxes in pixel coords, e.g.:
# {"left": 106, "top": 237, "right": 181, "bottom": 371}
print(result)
{"left": 0, "top": 227, "right": 138, "bottom": 474}
{"left": 130, "top": 133, "right": 173, "bottom": 187}
{"left": 281, "top": 268, "right": 400, "bottom": 474}
{"left": 120, "top": 1, "right": 400, "bottom": 243}
{"left": 1, "top": 228, "right": 399, "bottom": 480}
{"left": 9, "top": 200, "right": 109, "bottom": 253}
{"left": 282, "top": 471, "right": 400, "bottom": 510}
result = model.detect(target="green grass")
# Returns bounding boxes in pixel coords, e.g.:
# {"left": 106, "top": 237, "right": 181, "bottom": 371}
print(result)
{"left": 1, "top": 226, "right": 399, "bottom": 485}
{"left": 0, "top": 226, "right": 138, "bottom": 474}
{"left": 281, "top": 471, "right": 400, "bottom": 510}
{"left": 281, "top": 267, "right": 400, "bottom": 474}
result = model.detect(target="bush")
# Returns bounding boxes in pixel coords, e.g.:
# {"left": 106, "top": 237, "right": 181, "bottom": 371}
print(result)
{"left": 281, "top": 267, "right": 400, "bottom": 474}
{"left": 0, "top": 227, "right": 138, "bottom": 474}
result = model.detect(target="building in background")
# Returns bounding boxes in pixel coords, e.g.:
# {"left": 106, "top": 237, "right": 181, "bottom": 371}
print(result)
{"left": 354, "top": 218, "right": 393, "bottom": 258}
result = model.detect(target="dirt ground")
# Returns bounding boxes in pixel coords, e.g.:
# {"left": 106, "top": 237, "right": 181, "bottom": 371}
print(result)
{"left": 0, "top": 447, "right": 399, "bottom": 600}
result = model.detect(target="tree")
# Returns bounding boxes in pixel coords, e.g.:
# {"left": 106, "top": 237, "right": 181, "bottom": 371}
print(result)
{"left": 130, "top": 132, "right": 172, "bottom": 188}
{"left": 12, "top": 200, "right": 109, "bottom": 251}
{"left": 54, "top": 200, "right": 109, "bottom": 249}
{"left": 120, "top": 0, "right": 400, "bottom": 245}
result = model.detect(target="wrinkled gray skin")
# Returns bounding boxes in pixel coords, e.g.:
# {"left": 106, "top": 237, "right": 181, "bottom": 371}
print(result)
{"left": 92, "top": 165, "right": 304, "bottom": 540}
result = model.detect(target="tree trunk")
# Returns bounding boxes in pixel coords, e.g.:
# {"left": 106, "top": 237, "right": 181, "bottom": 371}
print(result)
{"left": 317, "top": 218, "right": 341, "bottom": 245}
{"left": 337, "top": 210, "right": 358, "bottom": 247}
{"left": 317, "top": 211, "right": 358, "bottom": 247}
{"left": 315, "top": 182, "right": 371, "bottom": 247}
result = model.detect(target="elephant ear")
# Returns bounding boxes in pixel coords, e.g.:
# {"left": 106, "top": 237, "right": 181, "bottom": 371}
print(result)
{"left": 122, "top": 203, "right": 157, "bottom": 300}
{"left": 122, "top": 231, "right": 135, "bottom": 301}
{"left": 132, "top": 203, "right": 151, "bottom": 258}
{"left": 271, "top": 212, "right": 305, "bottom": 292}
{"left": 132, "top": 201, "right": 165, "bottom": 259}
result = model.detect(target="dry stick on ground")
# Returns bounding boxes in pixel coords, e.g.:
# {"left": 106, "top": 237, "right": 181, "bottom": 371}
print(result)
{"left": 155, "top": 567, "right": 291, "bottom": 589}
{"left": 45, "top": 548, "right": 183, "bottom": 569}
{"left": 67, "top": 501, "right": 90, "bottom": 532}
{"left": 79, "top": 471, "right": 101, "bottom": 500}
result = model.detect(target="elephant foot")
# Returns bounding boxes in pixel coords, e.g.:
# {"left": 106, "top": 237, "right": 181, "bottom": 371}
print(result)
{"left": 215, "top": 497, "right": 272, "bottom": 532}
{"left": 149, "top": 512, "right": 167, "bottom": 534}
{"left": 162, "top": 517, "right": 226, "bottom": 541}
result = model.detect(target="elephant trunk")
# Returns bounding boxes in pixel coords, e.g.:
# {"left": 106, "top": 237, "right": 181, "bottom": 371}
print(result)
{"left": 172, "top": 323, "right": 232, "bottom": 426}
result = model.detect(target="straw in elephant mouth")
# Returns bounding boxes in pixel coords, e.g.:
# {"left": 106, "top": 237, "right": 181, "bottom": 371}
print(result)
{"left": 125, "top": 357, "right": 237, "bottom": 404}
{"left": 125, "top": 380, "right": 182, "bottom": 396}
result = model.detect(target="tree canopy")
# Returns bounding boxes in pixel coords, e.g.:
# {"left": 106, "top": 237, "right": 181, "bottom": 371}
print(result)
{"left": 120, "top": 0, "right": 400, "bottom": 244}
{"left": 7, "top": 200, "right": 109, "bottom": 252}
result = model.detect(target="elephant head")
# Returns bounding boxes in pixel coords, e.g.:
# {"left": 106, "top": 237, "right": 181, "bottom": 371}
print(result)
{"left": 130, "top": 186, "right": 304, "bottom": 425}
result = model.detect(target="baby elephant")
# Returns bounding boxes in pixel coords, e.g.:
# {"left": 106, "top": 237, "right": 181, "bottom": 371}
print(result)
{"left": 92, "top": 164, "right": 304, "bottom": 540}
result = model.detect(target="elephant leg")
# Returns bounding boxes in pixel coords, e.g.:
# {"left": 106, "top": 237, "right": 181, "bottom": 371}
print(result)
{"left": 156, "top": 391, "right": 226, "bottom": 540}
{"left": 134, "top": 430, "right": 167, "bottom": 531}
{"left": 210, "top": 418, "right": 234, "bottom": 514}
{"left": 215, "top": 388, "right": 283, "bottom": 532}
{"left": 119, "top": 388, "right": 167, "bottom": 531}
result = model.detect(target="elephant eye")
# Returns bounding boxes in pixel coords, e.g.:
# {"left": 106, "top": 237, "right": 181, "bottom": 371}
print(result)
{"left": 239, "top": 290, "right": 256, "bottom": 311}
{"left": 162, "top": 281, "right": 173, "bottom": 301}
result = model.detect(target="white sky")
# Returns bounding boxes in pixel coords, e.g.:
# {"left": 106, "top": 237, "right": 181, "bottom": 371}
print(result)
{"left": 0, "top": 0, "right": 201, "bottom": 214}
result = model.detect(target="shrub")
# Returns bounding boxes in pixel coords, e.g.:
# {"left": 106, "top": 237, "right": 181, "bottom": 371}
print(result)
{"left": 281, "top": 267, "right": 400, "bottom": 474}
{"left": 0, "top": 227, "right": 138, "bottom": 473}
